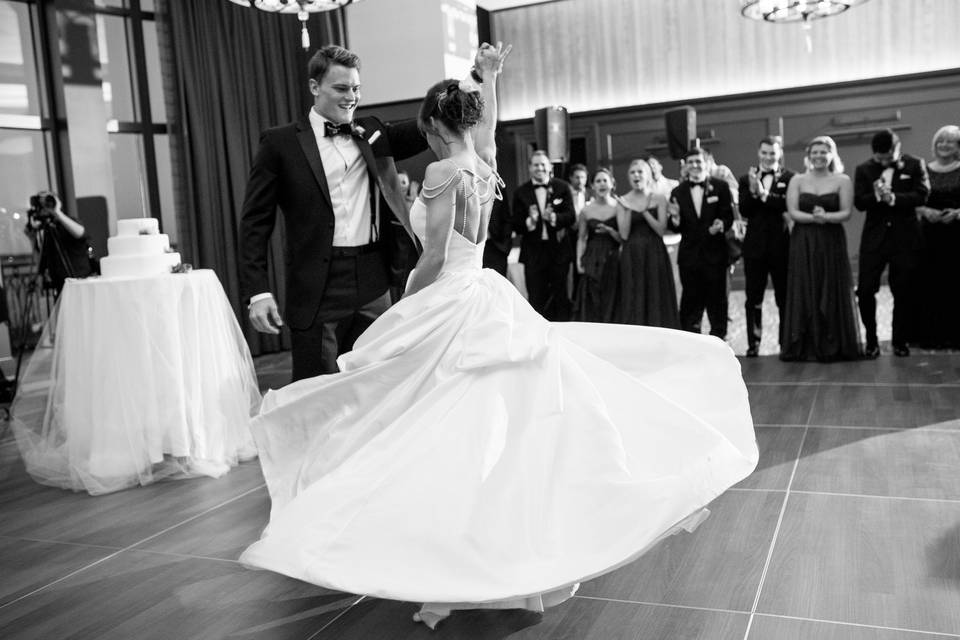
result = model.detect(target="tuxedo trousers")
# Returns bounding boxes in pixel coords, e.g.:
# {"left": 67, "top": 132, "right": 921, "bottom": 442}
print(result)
{"left": 290, "top": 250, "right": 391, "bottom": 381}
{"left": 679, "top": 262, "right": 728, "bottom": 339}
{"left": 743, "top": 250, "right": 788, "bottom": 348}
{"left": 523, "top": 247, "right": 572, "bottom": 322}
{"left": 856, "top": 240, "right": 917, "bottom": 347}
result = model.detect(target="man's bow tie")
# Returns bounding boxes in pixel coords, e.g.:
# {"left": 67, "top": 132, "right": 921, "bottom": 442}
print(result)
{"left": 324, "top": 121, "right": 358, "bottom": 137}
{"left": 688, "top": 181, "right": 705, "bottom": 188}
{"left": 533, "top": 183, "right": 549, "bottom": 190}
{"left": 759, "top": 169, "right": 776, "bottom": 178}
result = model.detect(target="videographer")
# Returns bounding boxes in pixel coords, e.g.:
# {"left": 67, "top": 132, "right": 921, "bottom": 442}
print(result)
{"left": 26, "top": 191, "right": 93, "bottom": 294}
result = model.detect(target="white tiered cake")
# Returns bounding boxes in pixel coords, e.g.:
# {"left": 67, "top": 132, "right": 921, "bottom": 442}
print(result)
{"left": 99, "top": 218, "right": 181, "bottom": 278}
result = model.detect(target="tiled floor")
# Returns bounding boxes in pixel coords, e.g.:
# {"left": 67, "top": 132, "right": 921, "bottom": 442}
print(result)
{"left": 1, "top": 348, "right": 959, "bottom": 638}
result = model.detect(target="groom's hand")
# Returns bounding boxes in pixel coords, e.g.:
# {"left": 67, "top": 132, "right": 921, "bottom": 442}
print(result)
{"left": 249, "top": 298, "right": 283, "bottom": 335}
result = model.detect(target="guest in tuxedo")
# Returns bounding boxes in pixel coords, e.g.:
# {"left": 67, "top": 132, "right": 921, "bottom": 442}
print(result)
{"left": 914, "top": 125, "right": 960, "bottom": 348}
{"left": 511, "top": 150, "right": 577, "bottom": 320}
{"left": 482, "top": 196, "right": 513, "bottom": 276}
{"left": 781, "top": 136, "right": 860, "bottom": 362}
{"left": 853, "top": 129, "right": 930, "bottom": 358}
{"left": 568, "top": 163, "right": 592, "bottom": 215}
{"left": 738, "top": 136, "right": 795, "bottom": 357}
{"left": 240, "top": 44, "right": 428, "bottom": 381}
{"left": 668, "top": 148, "right": 734, "bottom": 338}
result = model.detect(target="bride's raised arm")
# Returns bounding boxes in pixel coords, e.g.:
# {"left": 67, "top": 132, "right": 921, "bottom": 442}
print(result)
{"left": 472, "top": 42, "right": 511, "bottom": 169}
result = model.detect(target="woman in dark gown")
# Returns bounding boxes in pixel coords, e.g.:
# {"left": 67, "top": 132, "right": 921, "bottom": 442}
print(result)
{"left": 781, "top": 136, "right": 861, "bottom": 361}
{"left": 915, "top": 125, "right": 960, "bottom": 348}
{"left": 614, "top": 158, "right": 679, "bottom": 328}
{"left": 574, "top": 167, "right": 620, "bottom": 322}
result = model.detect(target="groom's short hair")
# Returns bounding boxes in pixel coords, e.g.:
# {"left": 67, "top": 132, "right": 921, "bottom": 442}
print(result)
{"left": 308, "top": 45, "right": 361, "bottom": 83}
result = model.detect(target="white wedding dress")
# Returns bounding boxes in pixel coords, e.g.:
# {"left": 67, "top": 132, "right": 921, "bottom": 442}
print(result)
{"left": 240, "top": 164, "right": 758, "bottom": 618}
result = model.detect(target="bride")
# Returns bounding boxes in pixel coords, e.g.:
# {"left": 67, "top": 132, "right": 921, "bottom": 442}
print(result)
{"left": 240, "top": 43, "right": 758, "bottom": 629}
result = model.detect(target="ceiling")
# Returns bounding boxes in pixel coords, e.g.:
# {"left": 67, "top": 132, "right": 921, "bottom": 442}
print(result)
{"left": 474, "top": 0, "right": 558, "bottom": 10}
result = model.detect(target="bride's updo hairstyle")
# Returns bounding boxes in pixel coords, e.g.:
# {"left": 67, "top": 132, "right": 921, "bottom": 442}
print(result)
{"left": 418, "top": 79, "right": 484, "bottom": 135}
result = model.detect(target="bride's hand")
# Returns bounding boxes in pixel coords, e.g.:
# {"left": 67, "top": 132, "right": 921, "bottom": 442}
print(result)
{"left": 475, "top": 41, "right": 512, "bottom": 75}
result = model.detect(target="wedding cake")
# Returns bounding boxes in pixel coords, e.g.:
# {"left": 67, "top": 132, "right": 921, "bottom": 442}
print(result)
{"left": 99, "top": 218, "right": 181, "bottom": 278}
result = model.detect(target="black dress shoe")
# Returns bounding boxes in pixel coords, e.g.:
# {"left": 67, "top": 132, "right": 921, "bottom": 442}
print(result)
{"left": 893, "top": 344, "right": 910, "bottom": 357}
{"left": 864, "top": 344, "right": 880, "bottom": 359}
{"left": 746, "top": 346, "right": 759, "bottom": 358}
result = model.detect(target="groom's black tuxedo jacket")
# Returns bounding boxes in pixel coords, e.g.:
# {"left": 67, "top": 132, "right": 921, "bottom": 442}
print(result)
{"left": 853, "top": 154, "right": 929, "bottom": 254}
{"left": 239, "top": 116, "right": 427, "bottom": 330}
{"left": 737, "top": 167, "right": 794, "bottom": 260}
{"left": 510, "top": 178, "right": 577, "bottom": 265}
{"left": 668, "top": 177, "right": 734, "bottom": 270}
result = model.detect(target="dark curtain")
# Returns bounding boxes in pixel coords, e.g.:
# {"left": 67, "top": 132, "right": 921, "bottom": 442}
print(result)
{"left": 155, "top": 0, "right": 344, "bottom": 355}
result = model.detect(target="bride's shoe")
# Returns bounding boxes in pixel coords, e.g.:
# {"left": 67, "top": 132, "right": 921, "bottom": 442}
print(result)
{"left": 413, "top": 604, "right": 452, "bottom": 630}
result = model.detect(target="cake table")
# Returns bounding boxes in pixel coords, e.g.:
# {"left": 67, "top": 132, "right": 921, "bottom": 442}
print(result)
{"left": 11, "top": 269, "right": 261, "bottom": 495}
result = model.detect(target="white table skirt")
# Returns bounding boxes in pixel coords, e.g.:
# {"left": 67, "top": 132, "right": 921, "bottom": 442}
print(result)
{"left": 12, "top": 270, "right": 260, "bottom": 495}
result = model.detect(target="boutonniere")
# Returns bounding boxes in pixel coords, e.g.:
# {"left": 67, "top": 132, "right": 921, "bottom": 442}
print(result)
{"left": 895, "top": 159, "right": 904, "bottom": 171}
{"left": 704, "top": 181, "right": 714, "bottom": 195}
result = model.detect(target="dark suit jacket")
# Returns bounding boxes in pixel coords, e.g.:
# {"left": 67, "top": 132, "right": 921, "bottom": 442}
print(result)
{"left": 510, "top": 178, "right": 576, "bottom": 266}
{"left": 737, "top": 167, "right": 795, "bottom": 260}
{"left": 239, "top": 115, "right": 427, "bottom": 330}
{"left": 854, "top": 154, "right": 929, "bottom": 254}
{"left": 668, "top": 177, "right": 734, "bottom": 270}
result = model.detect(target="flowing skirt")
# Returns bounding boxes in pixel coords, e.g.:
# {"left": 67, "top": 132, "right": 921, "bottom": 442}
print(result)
{"left": 240, "top": 267, "right": 757, "bottom": 605}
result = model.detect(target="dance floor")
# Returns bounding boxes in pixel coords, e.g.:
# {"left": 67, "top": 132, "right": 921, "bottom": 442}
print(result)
{"left": 1, "top": 310, "right": 959, "bottom": 638}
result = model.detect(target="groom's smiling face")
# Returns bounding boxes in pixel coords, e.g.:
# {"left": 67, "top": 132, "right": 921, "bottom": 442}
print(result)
{"left": 310, "top": 64, "right": 361, "bottom": 124}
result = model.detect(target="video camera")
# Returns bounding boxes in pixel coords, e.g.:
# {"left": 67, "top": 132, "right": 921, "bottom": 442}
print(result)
{"left": 27, "top": 191, "right": 58, "bottom": 226}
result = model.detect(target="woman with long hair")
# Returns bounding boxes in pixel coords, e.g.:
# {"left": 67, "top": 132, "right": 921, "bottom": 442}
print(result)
{"left": 780, "top": 135, "right": 861, "bottom": 361}
{"left": 615, "top": 158, "right": 680, "bottom": 327}
{"left": 574, "top": 167, "right": 620, "bottom": 322}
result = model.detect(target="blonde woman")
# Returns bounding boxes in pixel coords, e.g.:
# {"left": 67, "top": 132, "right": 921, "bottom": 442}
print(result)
{"left": 915, "top": 125, "right": 960, "bottom": 348}
{"left": 614, "top": 158, "right": 679, "bottom": 327}
{"left": 780, "top": 136, "right": 861, "bottom": 361}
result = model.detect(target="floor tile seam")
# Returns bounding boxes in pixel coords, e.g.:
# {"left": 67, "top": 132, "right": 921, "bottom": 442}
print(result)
{"left": 743, "top": 387, "right": 816, "bottom": 639}
{"left": 0, "top": 482, "right": 266, "bottom": 611}
{"left": 127, "top": 546, "right": 243, "bottom": 565}
{"left": 572, "top": 594, "right": 748, "bottom": 616}
{"left": 0, "top": 534, "right": 123, "bottom": 551}
{"left": 746, "top": 381, "right": 960, "bottom": 388}
{"left": 751, "top": 611, "right": 960, "bottom": 637}
{"left": 304, "top": 595, "right": 366, "bottom": 639}
{"left": 755, "top": 423, "right": 960, "bottom": 432}
{"left": 790, "top": 489, "right": 960, "bottom": 505}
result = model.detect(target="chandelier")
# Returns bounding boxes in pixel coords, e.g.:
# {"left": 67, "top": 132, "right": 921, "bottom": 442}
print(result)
{"left": 226, "top": 0, "right": 363, "bottom": 50}
{"left": 740, "top": 0, "right": 870, "bottom": 23}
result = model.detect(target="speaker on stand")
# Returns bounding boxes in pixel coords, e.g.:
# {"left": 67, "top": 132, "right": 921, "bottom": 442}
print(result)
{"left": 534, "top": 106, "right": 570, "bottom": 174}
{"left": 664, "top": 106, "right": 697, "bottom": 159}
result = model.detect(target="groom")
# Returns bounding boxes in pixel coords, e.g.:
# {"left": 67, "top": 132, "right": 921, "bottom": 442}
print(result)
{"left": 239, "top": 45, "right": 427, "bottom": 381}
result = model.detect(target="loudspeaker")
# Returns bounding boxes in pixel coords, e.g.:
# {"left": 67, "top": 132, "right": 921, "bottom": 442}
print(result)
{"left": 664, "top": 106, "right": 696, "bottom": 159}
{"left": 534, "top": 106, "right": 569, "bottom": 163}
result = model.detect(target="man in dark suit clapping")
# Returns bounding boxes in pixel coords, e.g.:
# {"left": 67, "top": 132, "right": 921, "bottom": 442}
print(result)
{"left": 854, "top": 129, "right": 929, "bottom": 358}
{"left": 511, "top": 150, "right": 576, "bottom": 320}
{"left": 738, "top": 136, "right": 795, "bottom": 357}
{"left": 668, "top": 147, "right": 734, "bottom": 338}
{"left": 239, "top": 45, "right": 427, "bottom": 381}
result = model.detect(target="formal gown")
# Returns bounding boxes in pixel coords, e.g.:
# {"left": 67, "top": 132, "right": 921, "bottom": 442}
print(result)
{"left": 574, "top": 215, "right": 620, "bottom": 322}
{"left": 240, "top": 166, "right": 758, "bottom": 613}
{"left": 616, "top": 207, "right": 679, "bottom": 328}
{"left": 915, "top": 165, "right": 960, "bottom": 348}
{"left": 780, "top": 192, "right": 861, "bottom": 361}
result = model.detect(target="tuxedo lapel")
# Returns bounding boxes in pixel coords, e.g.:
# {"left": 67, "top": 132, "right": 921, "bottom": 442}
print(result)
{"left": 296, "top": 124, "right": 332, "bottom": 210}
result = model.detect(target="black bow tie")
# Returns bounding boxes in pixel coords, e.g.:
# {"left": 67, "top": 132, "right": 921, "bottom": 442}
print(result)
{"left": 324, "top": 121, "right": 357, "bottom": 137}
{"left": 533, "top": 183, "right": 549, "bottom": 190}
{"left": 689, "top": 181, "right": 705, "bottom": 188}
{"left": 759, "top": 170, "right": 776, "bottom": 178}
